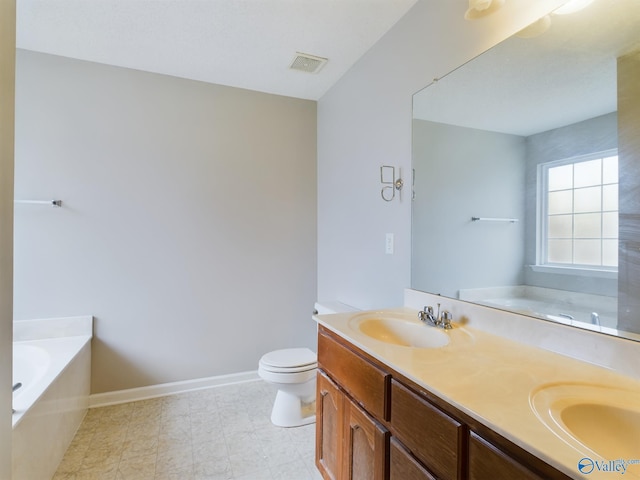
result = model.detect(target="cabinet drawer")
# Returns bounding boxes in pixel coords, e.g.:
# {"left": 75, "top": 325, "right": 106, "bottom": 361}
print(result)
{"left": 390, "top": 438, "right": 437, "bottom": 480}
{"left": 468, "top": 432, "right": 545, "bottom": 480}
{"left": 390, "top": 380, "right": 464, "bottom": 480}
{"left": 318, "top": 330, "right": 390, "bottom": 420}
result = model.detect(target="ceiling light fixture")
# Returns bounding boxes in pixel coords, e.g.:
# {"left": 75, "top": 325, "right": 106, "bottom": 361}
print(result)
{"left": 515, "top": 14, "right": 552, "bottom": 38}
{"left": 464, "top": 0, "right": 505, "bottom": 20}
{"left": 516, "top": 0, "right": 596, "bottom": 39}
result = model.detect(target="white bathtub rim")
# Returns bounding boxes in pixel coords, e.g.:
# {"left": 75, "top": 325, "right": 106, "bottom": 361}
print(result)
{"left": 12, "top": 335, "right": 92, "bottom": 428}
{"left": 13, "top": 315, "right": 93, "bottom": 342}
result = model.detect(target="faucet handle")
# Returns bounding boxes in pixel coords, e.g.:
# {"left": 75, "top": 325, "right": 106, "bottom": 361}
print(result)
{"left": 441, "top": 311, "right": 453, "bottom": 329}
{"left": 418, "top": 306, "right": 432, "bottom": 322}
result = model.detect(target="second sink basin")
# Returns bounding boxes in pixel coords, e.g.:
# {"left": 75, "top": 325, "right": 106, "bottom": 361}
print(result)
{"left": 349, "top": 312, "right": 450, "bottom": 348}
{"left": 561, "top": 403, "right": 640, "bottom": 458}
{"left": 530, "top": 382, "right": 640, "bottom": 461}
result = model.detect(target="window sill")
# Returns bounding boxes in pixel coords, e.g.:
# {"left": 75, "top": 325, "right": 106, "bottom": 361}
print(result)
{"left": 528, "top": 265, "right": 617, "bottom": 279}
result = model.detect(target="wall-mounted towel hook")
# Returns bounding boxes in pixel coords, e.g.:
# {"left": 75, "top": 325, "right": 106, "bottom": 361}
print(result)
{"left": 380, "top": 166, "right": 403, "bottom": 202}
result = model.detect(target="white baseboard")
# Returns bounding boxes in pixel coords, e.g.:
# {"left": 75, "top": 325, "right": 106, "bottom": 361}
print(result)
{"left": 89, "top": 370, "right": 261, "bottom": 408}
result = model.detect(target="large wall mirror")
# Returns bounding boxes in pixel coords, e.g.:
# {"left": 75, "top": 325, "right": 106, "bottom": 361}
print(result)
{"left": 412, "top": 0, "right": 640, "bottom": 341}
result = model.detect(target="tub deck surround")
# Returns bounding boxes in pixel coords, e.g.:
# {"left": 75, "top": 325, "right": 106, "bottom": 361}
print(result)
{"left": 12, "top": 316, "right": 93, "bottom": 480}
{"left": 313, "top": 307, "right": 640, "bottom": 480}
{"left": 12, "top": 335, "right": 92, "bottom": 428}
{"left": 13, "top": 315, "right": 93, "bottom": 341}
{"left": 12, "top": 315, "right": 94, "bottom": 427}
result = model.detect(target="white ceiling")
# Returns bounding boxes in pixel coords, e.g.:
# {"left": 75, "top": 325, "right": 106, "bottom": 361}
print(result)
{"left": 16, "top": 0, "right": 418, "bottom": 100}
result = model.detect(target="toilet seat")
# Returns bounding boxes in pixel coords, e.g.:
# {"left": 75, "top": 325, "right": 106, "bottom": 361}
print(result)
{"left": 259, "top": 363, "right": 317, "bottom": 374}
{"left": 258, "top": 367, "right": 316, "bottom": 384}
{"left": 258, "top": 348, "right": 318, "bottom": 384}
{"left": 259, "top": 348, "right": 316, "bottom": 370}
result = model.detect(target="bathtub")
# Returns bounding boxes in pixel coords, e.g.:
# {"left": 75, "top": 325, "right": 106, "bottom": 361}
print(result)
{"left": 12, "top": 316, "right": 92, "bottom": 480}
{"left": 12, "top": 336, "right": 90, "bottom": 426}
{"left": 12, "top": 344, "right": 50, "bottom": 408}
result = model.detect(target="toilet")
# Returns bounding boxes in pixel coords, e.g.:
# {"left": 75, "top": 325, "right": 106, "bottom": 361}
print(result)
{"left": 258, "top": 347, "right": 318, "bottom": 427}
{"left": 258, "top": 301, "right": 358, "bottom": 427}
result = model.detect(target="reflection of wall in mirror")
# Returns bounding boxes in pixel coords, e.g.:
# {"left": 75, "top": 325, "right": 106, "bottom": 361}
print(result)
{"left": 618, "top": 50, "right": 640, "bottom": 334}
{"left": 411, "top": 119, "right": 526, "bottom": 298}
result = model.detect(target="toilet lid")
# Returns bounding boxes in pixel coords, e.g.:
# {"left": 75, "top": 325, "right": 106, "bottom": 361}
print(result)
{"left": 260, "top": 348, "right": 316, "bottom": 369}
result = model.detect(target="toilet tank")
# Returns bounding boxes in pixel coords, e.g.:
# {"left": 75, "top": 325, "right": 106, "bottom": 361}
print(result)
{"left": 314, "top": 301, "right": 358, "bottom": 315}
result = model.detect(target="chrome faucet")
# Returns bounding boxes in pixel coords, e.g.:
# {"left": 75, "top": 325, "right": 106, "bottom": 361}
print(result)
{"left": 591, "top": 312, "right": 601, "bottom": 327}
{"left": 418, "top": 304, "right": 453, "bottom": 329}
{"left": 12, "top": 383, "right": 21, "bottom": 414}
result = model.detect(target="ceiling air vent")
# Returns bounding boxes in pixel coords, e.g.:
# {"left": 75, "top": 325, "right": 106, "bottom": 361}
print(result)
{"left": 289, "top": 52, "right": 328, "bottom": 74}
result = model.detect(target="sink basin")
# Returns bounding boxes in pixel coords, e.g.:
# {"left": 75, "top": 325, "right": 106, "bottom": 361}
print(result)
{"left": 349, "top": 313, "right": 450, "bottom": 348}
{"left": 530, "top": 383, "right": 640, "bottom": 461}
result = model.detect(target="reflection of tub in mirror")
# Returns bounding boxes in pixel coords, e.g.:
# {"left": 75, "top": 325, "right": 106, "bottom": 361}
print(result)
{"left": 411, "top": 0, "right": 640, "bottom": 342}
{"left": 459, "top": 285, "right": 617, "bottom": 329}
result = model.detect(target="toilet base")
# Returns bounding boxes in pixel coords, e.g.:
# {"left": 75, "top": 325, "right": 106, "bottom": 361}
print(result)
{"left": 270, "top": 388, "right": 316, "bottom": 428}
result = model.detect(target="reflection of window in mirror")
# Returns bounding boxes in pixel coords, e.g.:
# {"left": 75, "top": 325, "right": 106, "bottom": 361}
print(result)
{"left": 538, "top": 150, "right": 618, "bottom": 270}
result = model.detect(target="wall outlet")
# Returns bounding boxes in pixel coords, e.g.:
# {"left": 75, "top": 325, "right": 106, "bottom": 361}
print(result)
{"left": 386, "top": 233, "right": 394, "bottom": 254}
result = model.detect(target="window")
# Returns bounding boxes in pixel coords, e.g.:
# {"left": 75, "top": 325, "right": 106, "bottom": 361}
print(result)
{"left": 539, "top": 151, "right": 618, "bottom": 270}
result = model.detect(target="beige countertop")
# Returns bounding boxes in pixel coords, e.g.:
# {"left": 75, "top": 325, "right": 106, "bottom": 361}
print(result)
{"left": 314, "top": 307, "right": 640, "bottom": 480}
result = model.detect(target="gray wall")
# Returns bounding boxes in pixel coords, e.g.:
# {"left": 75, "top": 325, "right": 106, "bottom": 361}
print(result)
{"left": 412, "top": 120, "right": 526, "bottom": 297}
{"left": 524, "top": 112, "right": 618, "bottom": 296}
{"left": 317, "top": 0, "right": 564, "bottom": 309}
{"left": 14, "top": 50, "right": 318, "bottom": 394}
{"left": 0, "top": 0, "right": 15, "bottom": 476}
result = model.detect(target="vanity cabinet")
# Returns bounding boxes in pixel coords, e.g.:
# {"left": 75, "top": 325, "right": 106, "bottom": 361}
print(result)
{"left": 316, "top": 331, "right": 390, "bottom": 480}
{"left": 316, "top": 326, "right": 572, "bottom": 480}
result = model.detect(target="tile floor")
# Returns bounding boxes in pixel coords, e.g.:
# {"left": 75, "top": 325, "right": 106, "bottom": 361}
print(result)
{"left": 53, "top": 380, "right": 322, "bottom": 480}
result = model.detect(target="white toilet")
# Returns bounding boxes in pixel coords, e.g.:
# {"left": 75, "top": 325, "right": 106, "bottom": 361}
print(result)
{"left": 258, "top": 347, "right": 318, "bottom": 427}
{"left": 258, "top": 301, "right": 358, "bottom": 428}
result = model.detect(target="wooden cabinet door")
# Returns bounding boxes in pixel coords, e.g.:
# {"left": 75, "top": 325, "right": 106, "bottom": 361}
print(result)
{"left": 343, "top": 398, "right": 389, "bottom": 480}
{"left": 316, "top": 371, "right": 344, "bottom": 480}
